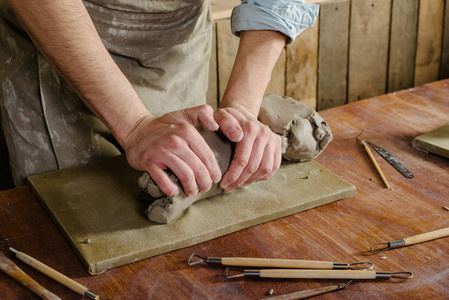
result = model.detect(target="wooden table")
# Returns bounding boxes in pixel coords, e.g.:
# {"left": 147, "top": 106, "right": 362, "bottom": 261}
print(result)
{"left": 1, "top": 80, "right": 449, "bottom": 299}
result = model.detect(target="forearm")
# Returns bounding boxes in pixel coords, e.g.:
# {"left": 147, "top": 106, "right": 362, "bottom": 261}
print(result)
{"left": 6, "top": 0, "right": 150, "bottom": 146}
{"left": 220, "top": 30, "right": 286, "bottom": 116}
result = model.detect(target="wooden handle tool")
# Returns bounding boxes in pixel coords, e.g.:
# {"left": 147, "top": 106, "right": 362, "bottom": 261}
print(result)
{"left": 0, "top": 240, "right": 109, "bottom": 300}
{"left": 262, "top": 281, "right": 351, "bottom": 300}
{"left": 361, "top": 140, "right": 390, "bottom": 188}
{"left": 188, "top": 254, "right": 373, "bottom": 270}
{"left": 0, "top": 251, "right": 61, "bottom": 300}
{"left": 371, "top": 227, "right": 449, "bottom": 253}
{"left": 226, "top": 269, "right": 413, "bottom": 280}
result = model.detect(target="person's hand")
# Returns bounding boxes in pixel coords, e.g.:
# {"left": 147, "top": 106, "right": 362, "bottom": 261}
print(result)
{"left": 214, "top": 105, "right": 282, "bottom": 192}
{"left": 124, "top": 105, "right": 222, "bottom": 197}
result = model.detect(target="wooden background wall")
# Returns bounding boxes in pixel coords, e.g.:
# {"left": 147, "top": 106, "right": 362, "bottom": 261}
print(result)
{"left": 208, "top": 0, "right": 449, "bottom": 111}
{"left": 1, "top": 0, "right": 448, "bottom": 190}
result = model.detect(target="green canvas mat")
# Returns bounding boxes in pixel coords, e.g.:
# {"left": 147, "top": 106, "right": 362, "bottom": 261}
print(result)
{"left": 28, "top": 155, "right": 356, "bottom": 275}
{"left": 413, "top": 124, "right": 449, "bottom": 159}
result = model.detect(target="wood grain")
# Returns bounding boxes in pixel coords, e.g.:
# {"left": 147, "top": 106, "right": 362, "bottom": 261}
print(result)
{"left": 388, "top": 0, "right": 419, "bottom": 93}
{"left": 286, "top": 17, "right": 319, "bottom": 109}
{"left": 348, "top": 0, "right": 391, "bottom": 102}
{"left": 2, "top": 79, "right": 449, "bottom": 299}
{"left": 414, "top": 0, "right": 444, "bottom": 86}
{"left": 317, "top": 0, "right": 350, "bottom": 110}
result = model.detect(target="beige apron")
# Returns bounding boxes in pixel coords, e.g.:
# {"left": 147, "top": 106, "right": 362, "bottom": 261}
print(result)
{"left": 0, "top": 0, "right": 212, "bottom": 186}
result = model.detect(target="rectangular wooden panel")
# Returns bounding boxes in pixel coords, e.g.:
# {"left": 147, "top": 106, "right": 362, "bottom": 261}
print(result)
{"left": 28, "top": 155, "right": 356, "bottom": 275}
{"left": 439, "top": 0, "right": 449, "bottom": 79}
{"left": 317, "top": 0, "right": 350, "bottom": 110}
{"left": 414, "top": 0, "right": 444, "bottom": 86}
{"left": 265, "top": 48, "right": 286, "bottom": 96}
{"left": 286, "top": 17, "right": 319, "bottom": 109}
{"left": 388, "top": 0, "right": 419, "bottom": 92}
{"left": 348, "top": 0, "right": 391, "bottom": 102}
{"left": 206, "top": 22, "right": 218, "bottom": 110}
{"left": 216, "top": 19, "right": 239, "bottom": 101}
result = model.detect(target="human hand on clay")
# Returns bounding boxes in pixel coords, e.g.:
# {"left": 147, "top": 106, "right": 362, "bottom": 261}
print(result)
{"left": 124, "top": 104, "right": 222, "bottom": 197}
{"left": 214, "top": 105, "right": 282, "bottom": 193}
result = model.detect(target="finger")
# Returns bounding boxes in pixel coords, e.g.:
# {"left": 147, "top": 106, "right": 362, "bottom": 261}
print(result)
{"left": 186, "top": 105, "right": 219, "bottom": 131}
{"left": 183, "top": 126, "right": 222, "bottom": 184}
{"left": 220, "top": 134, "right": 255, "bottom": 190}
{"left": 224, "top": 135, "right": 266, "bottom": 192}
{"left": 146, "top": 164, "right": 180, "bottom": 197}
{"left": 258, "top": 136, "right": 282, "bottom": 181}
{"left": 214, "top": 109, "right": 243, "bottom": 142}
{"left": 164, "top": 153, "right": 199, "bottom": 197}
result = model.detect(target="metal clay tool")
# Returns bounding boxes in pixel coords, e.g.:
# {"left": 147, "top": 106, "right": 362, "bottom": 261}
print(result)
{"left": 188, "top": 253, "right": 373, "bottom": 270}
{"left": 370, "top": 227, "right": 449, "bottom": 253}
{"left": 225, "top": 269, "right": 413, "bottom": 280}
{"left": 0, "top": 251, "right": 61, "bottom": 300}
{"left": 0, "top": 239, "right": 110, "bottom": 300}
{"left": 367, "top": 142, "right": 414, "bottom": 178}
{"left": 262, "top": 280, "right": 352, "bottom": 300}
{"left": 355, "top": 131, "right": 390, "bottom": 188}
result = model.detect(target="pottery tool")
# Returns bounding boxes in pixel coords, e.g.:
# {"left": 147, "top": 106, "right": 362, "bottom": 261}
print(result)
{"left": 367, "top": 142, "right": 414, "bottom": 178}
{"left": 262, "top": 281, "right": 352, "bottom": 300}
{"left": 370, "top": 227, "right": 449, "bottom": 253}
{"left": 188, "top": 253, "right": 373, "bottom": 270}
{"left": 0, "top": 251, "right": 61, "bottom": 300}
{"left": 0, "top": 239, "right": 109, "bottom": 300}
{"left": 225, "top": 269, "right": 413, "bottom": 280}
{"left": 356, "top": 131, "right": 390, "bottom": 188}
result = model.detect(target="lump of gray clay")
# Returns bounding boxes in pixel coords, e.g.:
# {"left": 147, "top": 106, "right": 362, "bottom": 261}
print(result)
{"left": 138, "top": 94, "right": 332, "bottom": 223}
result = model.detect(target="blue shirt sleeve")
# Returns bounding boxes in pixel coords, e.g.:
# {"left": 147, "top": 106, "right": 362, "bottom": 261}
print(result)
{"left": 231, "top": 0, "right": 320, "bottom": 44}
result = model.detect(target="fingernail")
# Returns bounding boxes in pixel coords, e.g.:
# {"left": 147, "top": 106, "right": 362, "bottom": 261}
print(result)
{"left": 229, "top": 128, "right": 243, "bottom": 142}
{"left": 212, "top": 172, "right": 222, "bottom": 183}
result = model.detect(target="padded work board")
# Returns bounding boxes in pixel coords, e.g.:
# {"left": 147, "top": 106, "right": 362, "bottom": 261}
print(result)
{"left": 28, "top": 155, "right": 356, "bottom": 275}
{"left": 413, "top": 124, "right": 449, "bottom": 159}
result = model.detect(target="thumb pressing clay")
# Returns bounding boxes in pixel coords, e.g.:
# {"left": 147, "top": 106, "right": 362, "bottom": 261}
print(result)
{"left": 138, "top": 94, "right": 333, "bottom": 223}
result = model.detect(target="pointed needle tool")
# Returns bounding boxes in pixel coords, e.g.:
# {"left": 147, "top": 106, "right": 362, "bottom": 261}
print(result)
{"left": 188, "top": 254, "right": 373, "bottom": 270}
{"left": 261, "top": 280, "right": 352, "bottom": 300}
{"left": 0, "top": 239, "right": 110, "bottom": 300}
{"left": 370, "top": 226, "right": 449, "bottom": 253}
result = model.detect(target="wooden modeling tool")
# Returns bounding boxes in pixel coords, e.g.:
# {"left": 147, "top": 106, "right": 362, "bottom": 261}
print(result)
{"left": 0, "top": 251, "right": 61, "bottom": 300}
{"left": 370, "top": 227, "right": 449, "bottom": 253}
{"left": 356, "top": 131, "right": 390, "bottom": 188}
{"left": 188, "top": 253, "right": 373, "bottom": 270}
{"left": 226, "top": 269, "right": 413, "bottom": 280}
{"left": 262, "top": 281, "right": 352, "bottom": 300}
{"left": 226, "top": 268, "right": 413, "bottom": 279}
{"left": 0, "top": 239, "right": 109, "bottom": 300}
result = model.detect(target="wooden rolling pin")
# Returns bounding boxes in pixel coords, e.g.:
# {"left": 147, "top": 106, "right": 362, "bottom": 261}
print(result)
{"left": 226, "top": 269, "right": 413, "bottom": 280}
{"left": 0, "top": 251, "right": 60, "bottom": 300}
{"left": 188, "top": 254, "right": 373, "bottom": 270}
{"left": 370, "top": 227, "right": 449, "bottom": 253}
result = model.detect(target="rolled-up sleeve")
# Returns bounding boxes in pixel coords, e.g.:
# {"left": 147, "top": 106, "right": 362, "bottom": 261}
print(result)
{"left": 231, "top": 0, "right": 319, "bottom": 44}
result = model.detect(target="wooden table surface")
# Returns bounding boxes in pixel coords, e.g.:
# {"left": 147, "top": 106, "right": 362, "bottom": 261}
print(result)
{"left": 1, "top": 80, "right": 449, "bottom": 299}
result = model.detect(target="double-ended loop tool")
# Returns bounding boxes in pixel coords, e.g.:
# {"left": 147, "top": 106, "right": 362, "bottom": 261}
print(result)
{"left": 370, "top": 227, "right": 449, "bottom": 253}
{"left": 188, "top": 253, "right": 373, "bottom": 271}
{"left": 0, "top": 239, "right": 110, "bottom": 300}
{"left": 225, "top": 268, "right": 413, "bottom": 280}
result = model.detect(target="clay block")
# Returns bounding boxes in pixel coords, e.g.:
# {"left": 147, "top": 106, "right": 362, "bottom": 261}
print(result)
{"left": 28, "top": 155, "right": 356, "bottom": 275}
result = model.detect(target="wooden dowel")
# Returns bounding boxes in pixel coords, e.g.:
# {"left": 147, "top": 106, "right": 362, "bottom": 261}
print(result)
{"left": 361, "top": 140, "right": 390, "bottom": 188}
{"left": 259, "top": 269, "right": 376, "bottom": 280}
{"left": 403, "top": 227, "right": 449, "bottom": 246}
{"left": 0, "top": 252, "right": 61, "bottom": 300}
{"left": 222, "top": 257, "right": 334, "bottom": 269}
